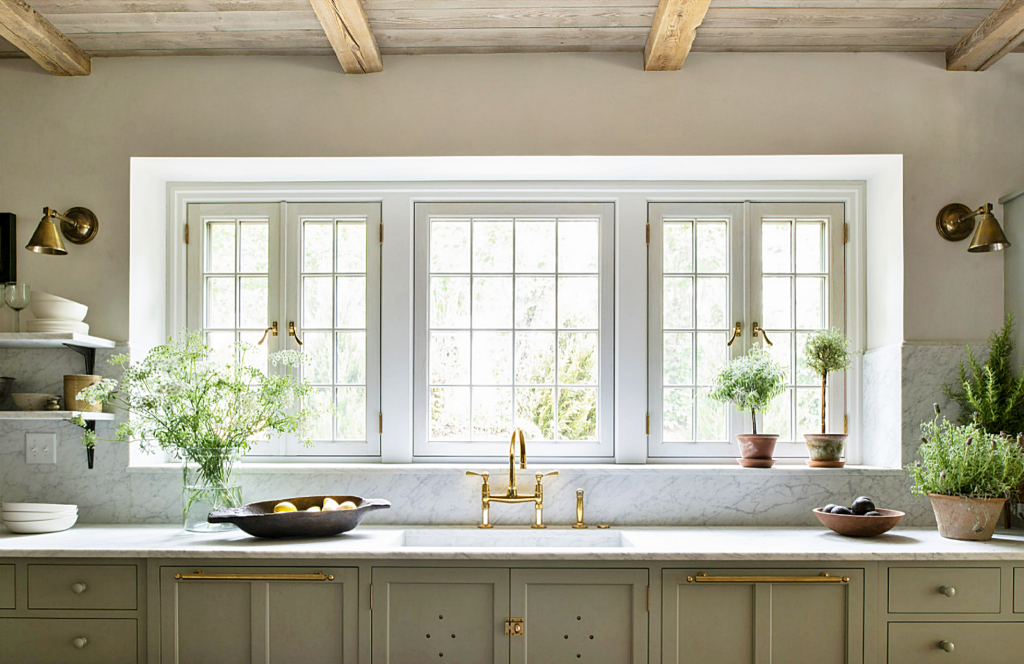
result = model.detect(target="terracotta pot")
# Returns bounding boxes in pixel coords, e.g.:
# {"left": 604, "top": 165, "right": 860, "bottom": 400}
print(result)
{"left": 735, "top": 434, "right": 778, "bottom": 468}
{"left": 804, "top": 433, "right": 848, "bottom": 462}
{"left": 928, "top": 493, "right": 1006, "bottom": 541}
{"left": 64, "top": 374, "right": 102, "bottom": 413}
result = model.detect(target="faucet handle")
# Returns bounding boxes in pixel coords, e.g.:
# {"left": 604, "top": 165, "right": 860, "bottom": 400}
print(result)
{"left": 466, "top": 470, "right": 490, "bottom": 482}
{"left": 535, "top": 471, "right": 559, "bottom": 481}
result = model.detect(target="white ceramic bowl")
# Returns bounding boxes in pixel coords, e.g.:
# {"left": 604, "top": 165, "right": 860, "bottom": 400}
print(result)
{"left": 3, "top": 514, "right": 77, "bottom": 534}
{"left": 2, "top": 502, "right": 78, "bottom": 513}
{"left": 30, "top": 297, "right": 88, "bottom": 322}
{"left": 2, "top": 510, "right": 78, "bottom": 522}
{"left": 11, "top": 393, "right": 55, "bottom": 411}
{"left": 25, "top": 319, "right": 89, "bottom": 334}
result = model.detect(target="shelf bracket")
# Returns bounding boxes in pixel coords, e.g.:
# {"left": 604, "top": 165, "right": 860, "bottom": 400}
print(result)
{"left": 63, "top": 343, "right": 96, "bottom": 375}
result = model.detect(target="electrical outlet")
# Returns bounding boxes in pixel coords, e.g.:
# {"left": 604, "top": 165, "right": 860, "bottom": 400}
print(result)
{"left": 26, "top": 433, "right": 56, "bottom": 464}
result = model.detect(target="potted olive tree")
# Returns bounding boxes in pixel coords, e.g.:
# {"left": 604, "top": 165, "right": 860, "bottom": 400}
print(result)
{"left": 803, "top": 328, "right": 853, "bottom": 467}
{"left": 710, "top": 346, "right": 787, "bottom": 468}
{"left": 907, "top": 405, "right": 1024, "bottom": 541}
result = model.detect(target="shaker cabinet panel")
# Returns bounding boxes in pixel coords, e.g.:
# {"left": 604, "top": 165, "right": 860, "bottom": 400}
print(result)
{"left": 510, "top": 568, "right": 648, "bottom": 664}
{"left": 663, "top": 568, "right": 863, "bottom": 664}
{"left": 888, "top": 567, "right": 1001, "bottom": 614}
{"left": 28, "top": 564, "right": 137, "bottom": 610}
{"left": 1014, "top": 568, "right": 1023, "bottom": 613}
{"left": 159, "top": 566, "right": 358, "bottom": 664}
{"left": 888, "top": 622, "right": 1024, "bottom": 663}
{"left": 0, "top": 564, "right": 14, "bottom": 609}
{"left": 0, "top": 617, "right": 137, "bottom": 664}
{"left": 372, "top": 567, "right": 510, "bottom": 664}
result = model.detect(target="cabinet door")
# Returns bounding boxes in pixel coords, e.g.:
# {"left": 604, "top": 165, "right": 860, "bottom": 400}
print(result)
{"left": 372, "top": 567, "right": 510, "bottom": 664}
{"left": 0, "top": 564, "right": 14, "bottom": 609}
{"left": 663, "top": 568, "right": 863, "bottom": 664}
{"left": 888, "top": 622, "right": 1024, "bottom": 663}
{"left": 0, "top": 618, "right": 137, "bottom": 664}
{"left": 510, "top": 568, "right": 648, "bottom": 664}
{"left": 159, "top": 566, "right": 358, "bottom": 664}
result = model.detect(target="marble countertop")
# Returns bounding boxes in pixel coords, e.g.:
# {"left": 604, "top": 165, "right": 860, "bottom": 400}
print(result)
{"left": 3, "top": 524, "right": 1024, "bottom": 560}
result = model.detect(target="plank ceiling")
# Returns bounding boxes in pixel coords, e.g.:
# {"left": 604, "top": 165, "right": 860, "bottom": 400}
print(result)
{"left": 0, "top": 0, "right": 1016, "bottom": 60}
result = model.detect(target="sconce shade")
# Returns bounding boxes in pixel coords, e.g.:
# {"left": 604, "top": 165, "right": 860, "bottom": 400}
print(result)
{"left": 25, "top": 213, "right": 67, "bottom": 255}
{"left": 968, "top": 209, "right": 1011, "bottom": 252}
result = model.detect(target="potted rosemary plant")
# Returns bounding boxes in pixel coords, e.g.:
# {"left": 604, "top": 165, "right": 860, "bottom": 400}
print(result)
{"left": 74, "top": 332, "right": 321, "bottom": 532}
{"left": 710, "top": 346, "right": 787, "bottom": 468}
{"left": 908, "top": 405, "right": 1024, "bottom": 541}
{"left": 802, "top": 328, "right": 853, "bottom": 467}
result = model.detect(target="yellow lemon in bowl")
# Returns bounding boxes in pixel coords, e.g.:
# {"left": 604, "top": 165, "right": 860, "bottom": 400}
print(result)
{"left": 306, "top": 506, "right": 321, "bottom": 512}
{"left": 273, "top": 501, "right": 298, "bottom": 513}
{"left": 322, "top": 497, "right": 340, "bottom": 511}
{"left": 339, "top": 501, "right": 358, "bottom": 510}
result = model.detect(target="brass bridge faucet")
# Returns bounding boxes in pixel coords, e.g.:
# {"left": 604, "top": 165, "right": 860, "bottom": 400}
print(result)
{"left": 466, "top": 428, "right": 558, "bottom": 529}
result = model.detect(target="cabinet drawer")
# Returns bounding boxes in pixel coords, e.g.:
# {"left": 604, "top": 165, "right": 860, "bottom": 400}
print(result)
{"left": 1015, "top": 569, "right": 1023, "bottom": 613}
{"left": 0, "top": 564, "right": 14, "bottom": 609}
{"left": 888, "top": 622, "right": 1024, "bottom": 663}
{"left": 0, "top": 618, "right": 137, "bottom": 663}
{"left": 28, "top": 564, "right": 137, "bottom": 610}
{"left": 888, "top": 567, "right": 1000, "bottom": 614}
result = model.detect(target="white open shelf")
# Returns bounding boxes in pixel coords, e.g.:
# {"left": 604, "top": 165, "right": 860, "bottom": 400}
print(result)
{"left": 0, "top": 411, "right": 114, "bottom": 421}
{"left": 0, "top": 333, "right": 116, "bottom": 349}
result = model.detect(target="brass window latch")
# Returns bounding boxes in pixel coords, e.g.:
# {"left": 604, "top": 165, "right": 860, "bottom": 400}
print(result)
{"left": 727, "top": 321, "right": 742, "bottom": 346}
{"left": 752, "top": 322, "right": 773, "bottom": 347}
{"left": 257, "top": 322, "right": 278, "bottom": 345}
{"left": 504, "top": 617, "right": 525, "bottom": 636}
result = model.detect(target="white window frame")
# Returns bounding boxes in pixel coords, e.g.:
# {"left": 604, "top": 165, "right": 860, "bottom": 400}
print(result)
{"left": 412, "top": 202, "right": 615, "bottom": 460}
{"left": 167, "top": 180, "right": 865, "bottom": 465}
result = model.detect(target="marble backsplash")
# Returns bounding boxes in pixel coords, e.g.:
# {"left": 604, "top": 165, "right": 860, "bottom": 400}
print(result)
{"left": 0, "top": 341, "right": 1001, "bottom": 528}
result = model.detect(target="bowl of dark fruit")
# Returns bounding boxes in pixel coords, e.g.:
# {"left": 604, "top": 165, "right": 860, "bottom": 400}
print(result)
{"left": 814, "top": 496, "right": 905, "bottom": 537}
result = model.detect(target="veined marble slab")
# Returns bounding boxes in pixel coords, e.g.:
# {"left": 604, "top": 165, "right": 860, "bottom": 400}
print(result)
{"left": 2, "top": 524, "right": 1022, "bottom": 561}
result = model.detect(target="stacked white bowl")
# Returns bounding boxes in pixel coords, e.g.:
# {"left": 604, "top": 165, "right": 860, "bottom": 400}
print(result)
{"left": 1, "top": 502, "right": 78, "bottom": 534}
{"left": 27, "top": 292, "right": 89, "bottom": 334}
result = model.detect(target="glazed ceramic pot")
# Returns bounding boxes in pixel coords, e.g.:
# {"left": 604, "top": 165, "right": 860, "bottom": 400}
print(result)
{"left": 64, "top": 374, "right": 102, "bottom": 412}
{"left": 735, "top": 433, "right": 778, "bottom": 468}
{"left": 928, "top": 493, "right": 1006, "bottom": 541}
{"left": 804, "top": 433, "right": 848, "bottom": 467}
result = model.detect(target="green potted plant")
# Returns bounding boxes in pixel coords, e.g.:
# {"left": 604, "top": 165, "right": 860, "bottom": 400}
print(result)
{"left": 72, "top": 331, "right": 323, "bottom": 532}
{"left": 802, "top": 327, "right": 854, "bottom": 467}
{"left": 907, "top": 405, "right": 1024, "bottom": 541}
{"left": 709, "top": 346, "right": 787, "bottom": 468}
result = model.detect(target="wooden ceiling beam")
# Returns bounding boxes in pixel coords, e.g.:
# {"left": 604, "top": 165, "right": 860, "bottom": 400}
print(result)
{"left": 644, "top": 0, "right": 713, "bottom": 71}
{"left": 946, "top": 0, "right": 1024, "bottom": 70}
{"left": 0, "top": 0, "right": 88, "bottom": 75}
{"left": 308, "top": 0, "right": 382, "bottom": 74}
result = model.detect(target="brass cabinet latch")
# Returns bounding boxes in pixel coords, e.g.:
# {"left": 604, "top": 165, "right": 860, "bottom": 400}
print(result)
{"left": 504, "top": 617, "right": 525, "bottom": 636}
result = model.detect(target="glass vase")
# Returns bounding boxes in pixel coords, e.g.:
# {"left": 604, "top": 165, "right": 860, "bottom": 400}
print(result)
{"left": 181, "top": 450, "right": 242, "bottom": 532}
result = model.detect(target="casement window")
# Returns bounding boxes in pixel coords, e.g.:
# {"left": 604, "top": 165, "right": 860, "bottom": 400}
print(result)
{"left": 413, "top": 202, "right": 615, "bottom": 459}
{"left": 648, "top": 202, "right": 846, "bottom": 459}
{"left": 186, "top": 201, "right": 381, "bottom": 457}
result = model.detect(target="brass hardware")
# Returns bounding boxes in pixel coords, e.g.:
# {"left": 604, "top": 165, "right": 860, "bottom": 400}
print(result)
{"left": 646, "top": 222, "right": 651, "bottom": 245}
{"left": 257, "top": 322, "right": 279, "bottom": 345}
{"left": 843, "top": 222, "right": 849, "bottom": 244}
{"left": 940, "top": 585, "right": 956, "bottom": 597}
{"left": 727, "top": 321, "right": 742, "bottom": 347}
{"left": 646, "top": 413, "right": 650, "bottom": 436}
{"left": 174, "top": 570, "right": 333, "bottom": 581}
{"left": 573, "top": 488, "right": 587, "bottom": 529}
{"left": 379, "top": 221, "right": 384, "bottom": 245}
{"left": 937, "top": 202, "right": 1011, "bottom": 252}
{"left": 27, "top": 206, "right": 99, "bottom": 255}
{"left": 686, "top": 571, "right": 848, "bottom": 584}
{"left": 184, "top": 222, "right": 190, "bottom": 245}
{"left": 752, "top": 322, "right": 773, "bottom": 347}
{"left": 597, "top": 524, "right": 610, "bottom": 529}
{"left": 288, "top": 321, "right": 303, "bottom": 345}
{"left": 466, "top": 429, "right": 558, "bottom": 528}
{"left": 504, "top": 617, "right": 525, "bottom": 636}
{"left": 378, "top": 412, "right": 383, "bottom": 435}
{"left": 844, "top": 414, "right": 848, "bottom": 435}
{"left": 938, "top": 640, "right": 955, "bottom": 653}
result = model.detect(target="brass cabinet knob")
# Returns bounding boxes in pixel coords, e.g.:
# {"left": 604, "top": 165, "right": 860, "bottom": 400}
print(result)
{"left": 72, "top": 637, "right": 88, "bottom": 649}
{"left": 938, "top": 640, "right": 954, "bottom": 653}
{"left": 939, "top": 585, "right": 956, "bottom": 597}
{"left": 71, "top": 582, "right": 87, "bottom": 594}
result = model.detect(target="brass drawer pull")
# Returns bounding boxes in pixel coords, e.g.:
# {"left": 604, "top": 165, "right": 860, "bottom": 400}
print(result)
{"left": 686, "top": 571, "right": 849, "bottom": 583}
{"left": 72, "top": 637, "right": 88, "bottom": 649}
{"left": 71, "top": 582, "right": 87, "bottom": 594}
{"left": 938, "top": 640, "right": 955, "bottom": 653}
{"left": 174, "top": 570, "right": 334, "bottom": 581}
{"left": 939, "top": 585, "right": 956, "bottom": 597}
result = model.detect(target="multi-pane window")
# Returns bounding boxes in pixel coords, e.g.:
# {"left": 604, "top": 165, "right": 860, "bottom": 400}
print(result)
{"left": 649, "top": 202, "right": 845, "bottom": 459}
{"left": 186, "top": 201, "right": 381, "bottom": 458}
{"left": 414, "top": 203, "right": 614, "bottom": 459}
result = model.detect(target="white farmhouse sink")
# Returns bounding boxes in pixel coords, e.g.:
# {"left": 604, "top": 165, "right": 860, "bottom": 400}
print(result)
{"left": 401, "top": 528, "right": 630, "bottom": 548}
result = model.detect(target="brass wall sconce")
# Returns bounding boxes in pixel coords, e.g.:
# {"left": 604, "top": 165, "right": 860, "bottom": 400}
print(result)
{"left": 936, "top": 202, "right": 1010, "bottom": 253}
{"left": 26, "top": 206, "right": 99, "bottom": 255}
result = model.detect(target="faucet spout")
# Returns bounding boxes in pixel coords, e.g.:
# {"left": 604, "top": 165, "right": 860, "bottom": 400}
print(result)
{"left": 508, "top": 428, "right": 526, "bottom": 497}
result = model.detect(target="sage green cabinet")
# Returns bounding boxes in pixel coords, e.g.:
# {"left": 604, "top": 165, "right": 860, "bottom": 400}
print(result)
{"left": 510, "top": 568, "right": 648, "bottom": 664}
{"left": 1015, "top": 568, "right": 1023, "bottom": 613}
{"left": 0, "top": 617, "right": 137, "bottom": 663}
{"left": 888, "top": 567, "right": 1000, "bottom": 614}
{"left": 372, "top": 567, "right": 510, "bottom": 664}
{"left": 28, "top": 563, "right": 137, "bottom": 610}
{"left": 888, "top": 622, "right": 1024, "bottom": 663}
{"left": 662, "top": 568, "right": 864, "bottom": 664}
{"left": 0, "top": 564, "right": 14, "bottom": 609}
{"left": 158, "top": 565, "right": 358, "bottom": 664}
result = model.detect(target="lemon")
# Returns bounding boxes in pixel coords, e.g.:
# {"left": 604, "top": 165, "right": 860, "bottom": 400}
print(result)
{"left": 322, "top": 497, "right": 340, "bottom": 511}
{"left": 339, "top": 501, "right": 358, "bottom": 510}
{"left": 306, "top": 506, "right": 321, "bottom": 512}
{"left": 273, "top": 501, "right": 298, "bottom": 513}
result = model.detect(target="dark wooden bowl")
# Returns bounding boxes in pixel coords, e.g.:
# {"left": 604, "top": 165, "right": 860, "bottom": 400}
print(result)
{"left": 208, "top": 495, "right": 390, "bottom": 539}
{"left": 813, "top": 507, "right": 905, "bottom": 537}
